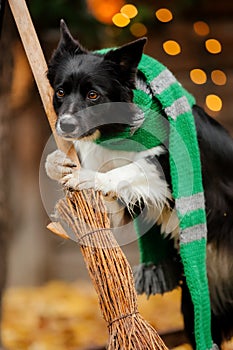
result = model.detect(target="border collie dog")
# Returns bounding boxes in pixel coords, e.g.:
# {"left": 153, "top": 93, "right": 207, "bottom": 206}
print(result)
{"left": 45, "top": 20, "right": 233, "bottom": 347}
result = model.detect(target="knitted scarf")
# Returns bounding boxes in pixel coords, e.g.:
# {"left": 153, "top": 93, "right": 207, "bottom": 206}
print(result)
{"left": 96, "top": 51, "right": 216, "bottom": 350}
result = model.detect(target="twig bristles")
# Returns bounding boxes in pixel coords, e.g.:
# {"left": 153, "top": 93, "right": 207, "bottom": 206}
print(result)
{"left": 56, "top": 189, "right": 168, "bottom": 350}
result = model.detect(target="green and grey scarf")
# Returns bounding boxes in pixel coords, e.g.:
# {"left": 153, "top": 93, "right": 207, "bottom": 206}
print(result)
{"left": 96, "top": 51, "right": 217, "bottom": 350}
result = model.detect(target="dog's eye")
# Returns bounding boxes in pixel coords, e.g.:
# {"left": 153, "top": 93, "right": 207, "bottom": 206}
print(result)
{"left": 56, "top": 88, "right": 65, "bottom": 98}
{"left": 87, "top": 90, "right": 99, "bottom": 100}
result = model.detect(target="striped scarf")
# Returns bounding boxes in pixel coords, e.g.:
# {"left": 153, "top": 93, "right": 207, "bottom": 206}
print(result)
{"left": 96, "top": 52, "right": 217, "bottom": 350}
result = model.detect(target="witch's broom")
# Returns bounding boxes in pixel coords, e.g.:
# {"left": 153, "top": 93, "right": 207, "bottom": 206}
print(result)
{"left": 8, "top": 0, "right": 169, "bottom": 348}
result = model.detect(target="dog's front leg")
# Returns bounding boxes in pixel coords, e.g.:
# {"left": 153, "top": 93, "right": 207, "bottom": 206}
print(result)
{"left": 61, "top": 158, "right": 170, "bottom": 210}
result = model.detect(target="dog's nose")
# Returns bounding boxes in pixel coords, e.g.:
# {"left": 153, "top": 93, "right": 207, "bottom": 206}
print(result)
{"left": 59, "top": 120, "right": 76, "bottom": 133}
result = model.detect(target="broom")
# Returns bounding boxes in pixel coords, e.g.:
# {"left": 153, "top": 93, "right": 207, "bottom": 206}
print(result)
{"left": 8, "top": 0, "right": 169, "bottom": 348}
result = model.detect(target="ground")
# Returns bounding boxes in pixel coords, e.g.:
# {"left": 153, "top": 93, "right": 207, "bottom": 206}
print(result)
{"left": 2, "top": 280, "right": 233, "bottom": 350}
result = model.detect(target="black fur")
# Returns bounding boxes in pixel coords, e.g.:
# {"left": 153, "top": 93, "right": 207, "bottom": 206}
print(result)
{"left": 48, "top": 20, "right": 233, "bottom": 347}
{"left": 48, "top": 20, "right": 146, "bottom": 140}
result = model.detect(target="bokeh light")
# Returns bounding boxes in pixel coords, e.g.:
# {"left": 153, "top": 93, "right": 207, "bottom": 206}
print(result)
{"left": 120, "top": 4, "right": 138, "bottom": 19}
{"left": 155, "top": 8, "right": 173, "bottom": 23}
{"left": 190, "top": 69, "right": 207, "bottom": 84}
{"left": 206, "top": 94, "right": 223, "bottom": 112}
{"left": 163, "top": 40, "right": 181, "bottom": 56}
{"left": 112, "top": 13, "right": 130, "bottom": 27}
{"left": 193, "top": 21, "right": 210, "bottom": 36}
{"left": 87, "top": 0, "right": 124, "bottom": 24}
{"left": 130, "top": 23, "right": 147, "bottom": 37}
{"left": 205, "top": 39, "right": 222, "bottom": 54}
{"left": 211, "top": 70, "right": 227, "bottom": 85}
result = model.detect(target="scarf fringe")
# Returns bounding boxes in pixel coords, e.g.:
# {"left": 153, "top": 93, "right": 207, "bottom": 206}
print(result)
{"left": 133, "top": 261, "right": 181, "bottom": 296}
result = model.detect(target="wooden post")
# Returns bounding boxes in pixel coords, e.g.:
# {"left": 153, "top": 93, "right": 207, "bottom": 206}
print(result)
{"left": 8, "top": 0, "right": 79, "bottom": 164}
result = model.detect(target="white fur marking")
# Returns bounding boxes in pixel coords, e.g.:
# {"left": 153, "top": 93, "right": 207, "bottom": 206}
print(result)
{"left": 46, "top": 141, "right": 177, "bottom": 238}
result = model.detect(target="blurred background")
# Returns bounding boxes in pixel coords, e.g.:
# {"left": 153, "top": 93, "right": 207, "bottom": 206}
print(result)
{"left": 0, "top": 0, "right": 233, "bottom": 349}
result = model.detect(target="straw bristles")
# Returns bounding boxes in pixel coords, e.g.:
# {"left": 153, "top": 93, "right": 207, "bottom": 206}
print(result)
{"left": 56, "top": 189, "right": 168, "bottom": 350}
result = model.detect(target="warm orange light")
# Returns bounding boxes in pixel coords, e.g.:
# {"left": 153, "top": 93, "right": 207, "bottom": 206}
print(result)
{"left": 112, "top": 13, "right": 130, "bottom": 27}
{"left": 155, "top": 8, "right": 173, "bottom": 23}
{"left": 130, "top": 23, "right": 147, "bottom": 37}
{"left": 193, "top": 21, "right": 210, "bottom": 36}
{"left": 87, "top": 0, "right": 125, "bottom": 24}
{"left": 205, "top": 39, "right": 222, "bottom": 54}
{"left": 121, "top": 4, "right": 138, "bottom": 19}
{"left": 190, "top": 69, "right": 207, "bottom": 85}
{"left": 163, "top": 40, "right": 181, "bottom": 56}
{"left": 211, "top": 70, "right": 227, "bottom": 85}
{"left": 206, "top": 94, "right": 222, "bottom": 112}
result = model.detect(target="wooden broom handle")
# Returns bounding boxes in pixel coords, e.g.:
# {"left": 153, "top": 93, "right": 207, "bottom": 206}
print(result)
{"left": 8, "top": 0, "right": 79, "bottom": 165}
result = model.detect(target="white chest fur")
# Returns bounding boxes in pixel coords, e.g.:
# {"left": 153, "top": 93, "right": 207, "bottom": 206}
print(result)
{"left": 74, "top": 141, "right": 177, "bottom": 232}
{"left": 46, "top": 140, "right": 179, "bottom": 238}
{"left": 75, "top": 140, "right": 164, "bottom": 173}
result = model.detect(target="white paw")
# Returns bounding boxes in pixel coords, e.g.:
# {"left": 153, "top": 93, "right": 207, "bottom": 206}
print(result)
{"left": 61, "top": 168, "right": 108, "bottom": 192}
{"left": 45, "top": 150, "right": 77, "bottom": 181}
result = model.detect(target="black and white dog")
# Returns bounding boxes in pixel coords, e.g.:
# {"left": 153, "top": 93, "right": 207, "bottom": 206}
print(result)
{"left": 45, "top": 20, "right": 233, "bottom": 347}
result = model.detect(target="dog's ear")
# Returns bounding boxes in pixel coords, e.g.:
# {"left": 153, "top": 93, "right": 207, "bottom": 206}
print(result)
{"left": 104, "top": 38, "right": 147, "bottom": 71}
{"left": 47, "top": 20, "right": 87, "bottom": 85}
{"left": 58, "top": 19, "right": 87, "bottom": 54}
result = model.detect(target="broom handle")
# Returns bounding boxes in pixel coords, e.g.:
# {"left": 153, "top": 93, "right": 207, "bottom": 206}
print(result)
{"left": 8, "top": 0, "right": 79, "bottom": 165}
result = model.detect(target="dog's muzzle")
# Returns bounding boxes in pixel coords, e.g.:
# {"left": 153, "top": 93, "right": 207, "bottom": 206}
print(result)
{"left": 56, "top": 113, "right": 99, "bottom": 140}
{"left": 59, "top": 119, "right": 76, "bottom": 133}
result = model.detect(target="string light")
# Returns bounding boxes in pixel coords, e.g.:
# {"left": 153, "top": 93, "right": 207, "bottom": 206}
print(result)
{"left": 163, "top": 40, "right": 181, "bottom": 56}
{"left": 205, "top": 39, "right": 222, "bottom": 54}
{"left": 211, "top": 70, "right": 227, "bottom": 85}
{"left": 110, "top": 3, "right": 225, "bottom": 118}
{"left": 206, "top": 94, "right": 222, "bottom": 112}
{"left": 155, "top": 8, "right": 173, "bottom": 23}
{"left": 120, "top": 4, "right": 138, "bottom": 19}
{"left": 130, "top": 23, "right": 147, "bottom": 37}
{"left": 190, "top": 69, "right": 207, "bottom": 84}
{"left": 112, "top": 4, "right": 138, "bottom": 28}
{"left": 193, "top": 21, "right": 210, "bottom": 36}
{"left": 112, "top": 13, "right": 130, "bottom": 27}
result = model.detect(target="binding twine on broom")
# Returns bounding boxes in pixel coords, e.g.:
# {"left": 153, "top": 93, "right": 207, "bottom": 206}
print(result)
{"left": 8, "top": 0, "right": 169, "bottom": 347}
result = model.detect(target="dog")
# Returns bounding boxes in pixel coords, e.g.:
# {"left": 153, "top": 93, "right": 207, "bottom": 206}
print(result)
{"left": 45, "top": 20, "right": 233, "bottom": 348}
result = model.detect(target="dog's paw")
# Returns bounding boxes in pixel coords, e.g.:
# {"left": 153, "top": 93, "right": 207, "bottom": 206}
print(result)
{"left": 45, "top": 150, "right": 77, "bottom": 181}
{"left": 61, "top": 168, "right": 109, "bottom": 193}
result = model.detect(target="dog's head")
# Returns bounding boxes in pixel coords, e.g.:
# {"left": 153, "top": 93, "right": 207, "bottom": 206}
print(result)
{"left": 47, "top": 20, "right": 147, "bottom": 141}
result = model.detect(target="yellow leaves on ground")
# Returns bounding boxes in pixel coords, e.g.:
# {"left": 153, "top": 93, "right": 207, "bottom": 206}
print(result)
{"left": 2, "top": 281, "right": 184, "bottom": 349}
{"left": 4, "top": 280, "right": 225, "bottom": 350}
{"left": 138, "top": 289, "right": 184, "bottom": 334}
{"left": 2, "top": 281, "right": 107, "bottom": 350}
